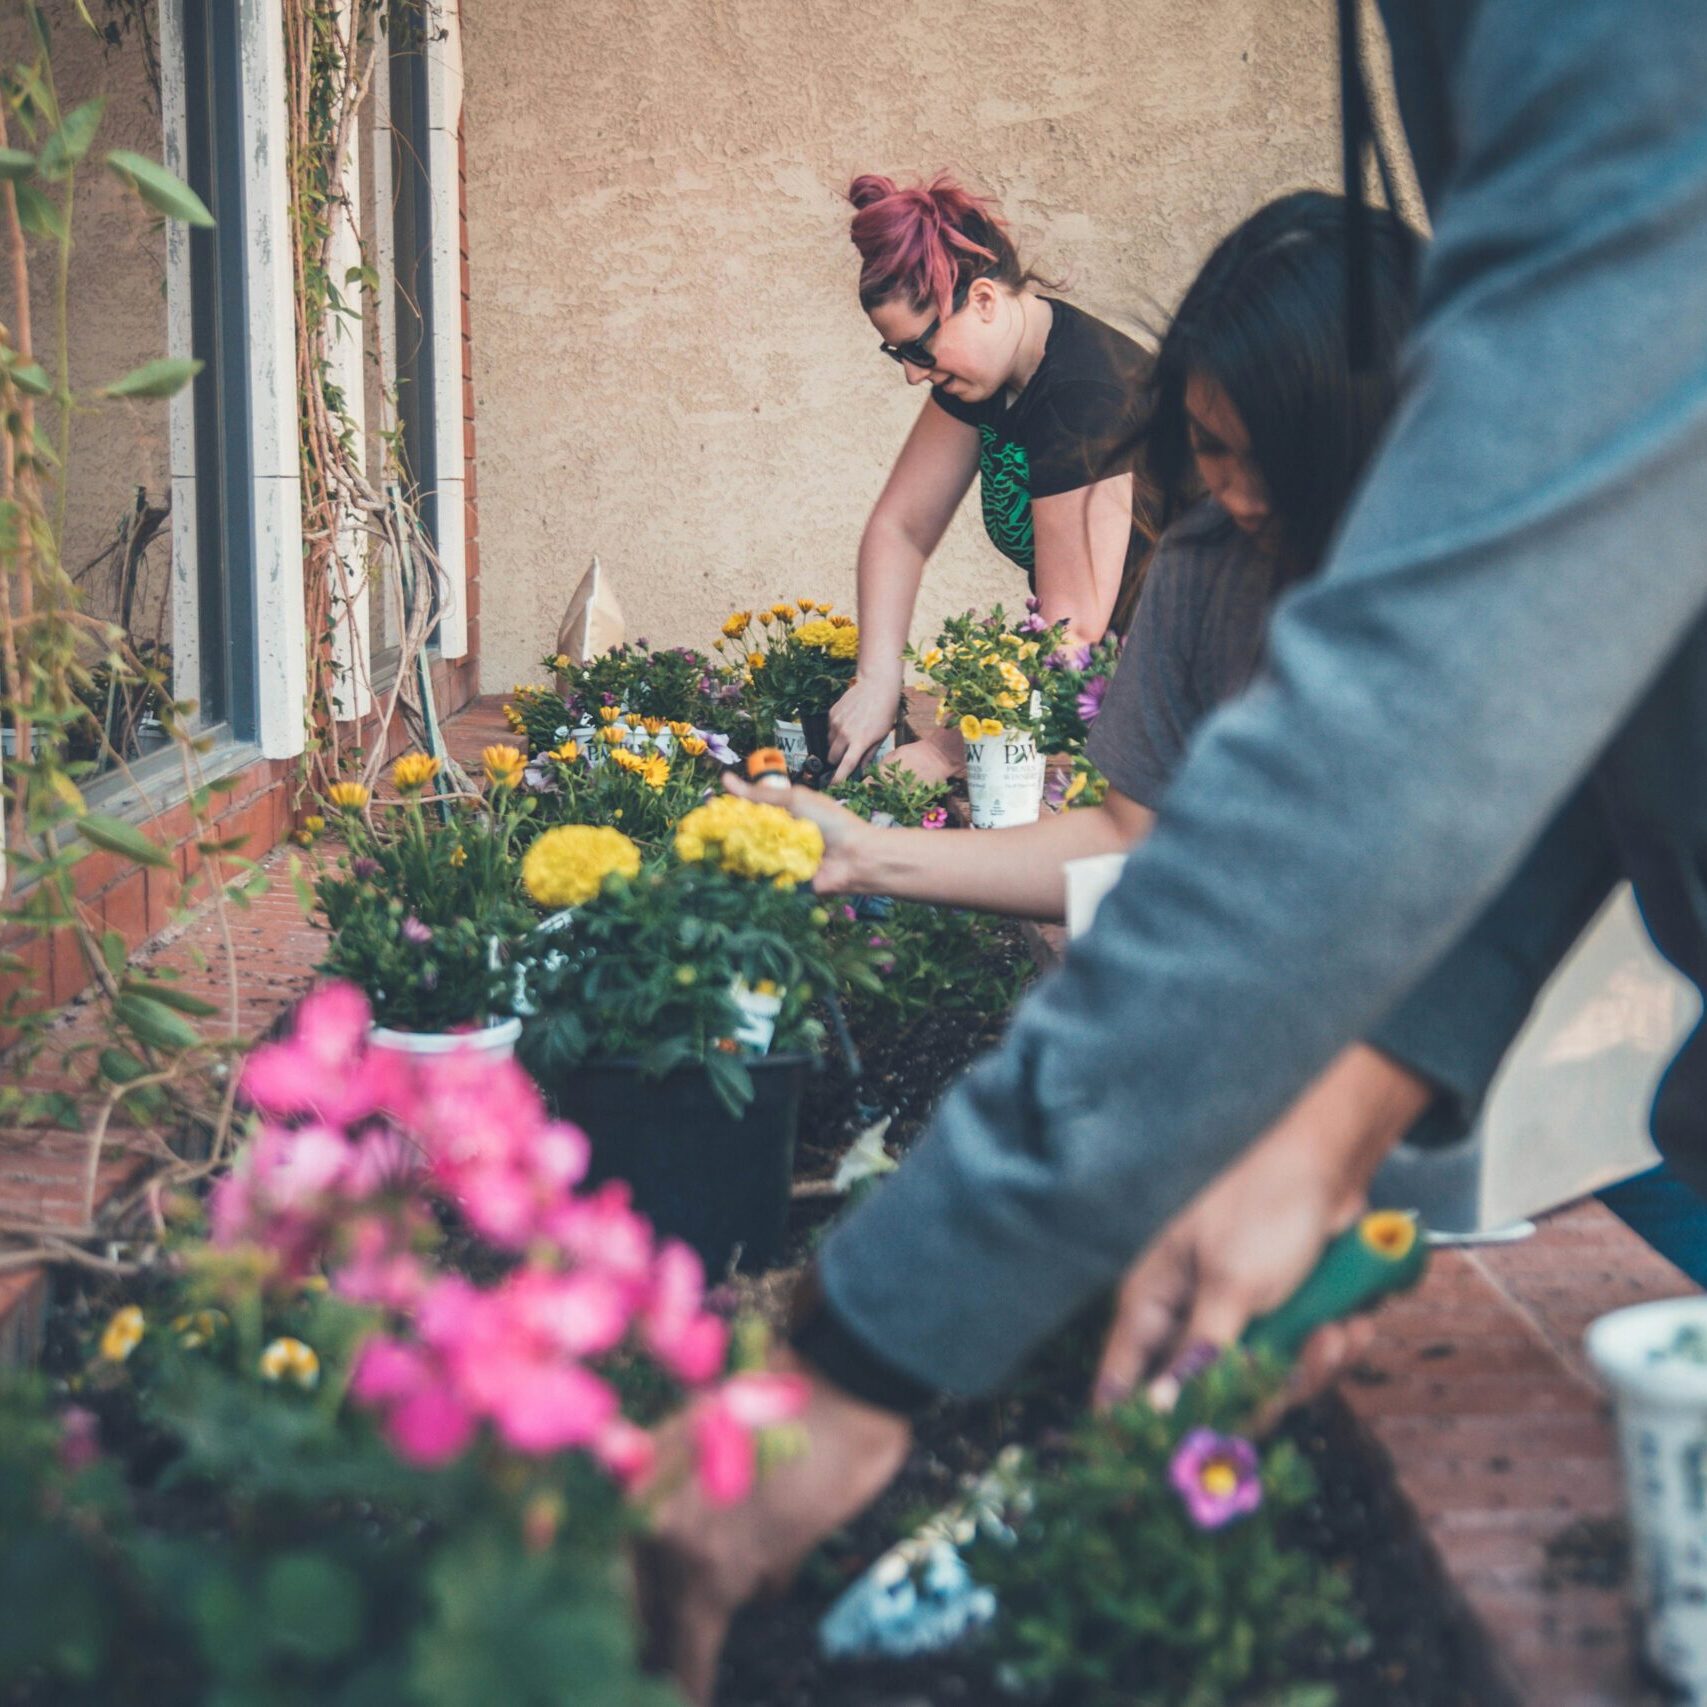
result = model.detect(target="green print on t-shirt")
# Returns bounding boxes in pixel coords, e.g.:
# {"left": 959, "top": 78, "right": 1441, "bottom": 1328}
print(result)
{"left": 978, "top": 423, "right": 1034, "bottom": 572}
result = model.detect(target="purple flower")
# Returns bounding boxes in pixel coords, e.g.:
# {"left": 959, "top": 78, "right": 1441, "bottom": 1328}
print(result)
{"left": 600, "top": 691, "right": 618, "bottom": 707}
{"left": 920, "top": 806, "right": 949, "bottom": 830}
{"left": 352, "top": 857, "right": 381, "bottom": 881}
{"left": 1041, "top": 650, "right": 1068, "bottom": 672}
{"left": 636, "top": 636, "right": 650, "bottom": 649}
{"left": 58, "top": 1406, "right": 101, "bottom": 1472}
{"left": 1020, "top": 612, "right": 1049, "bottom": 634}
{"left": 1169, "top": 1428, "right": 1263, "bottom": 1530}
{"left": 401, "top": 915, "right": 434, "bottom": 947}
{"left": 840, "top": 904, "right": 859, "bottom": 922}
{"left": 696, "top": 674, "right": 714, "bottom": 694}
{"left": 1025, "top": 595, "right": 1041, "bottom": 613}
{"left": 1076, "top": 676, "right": 1109, "bottom": 726}
{"left": 698, "top": 730, "right": 737, "bottom": 766}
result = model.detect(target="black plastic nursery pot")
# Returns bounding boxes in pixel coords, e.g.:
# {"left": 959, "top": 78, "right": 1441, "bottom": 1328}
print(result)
{"left": 533, "top": 1053, "right": 815, "bottom": 1277}
{"left": 801, "top": 709, "right": 833, "bottom": 768}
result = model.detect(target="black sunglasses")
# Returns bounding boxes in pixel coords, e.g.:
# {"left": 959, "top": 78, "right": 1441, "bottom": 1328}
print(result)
{"left": 878, "top": 281, "right": 973, "bottom": 370}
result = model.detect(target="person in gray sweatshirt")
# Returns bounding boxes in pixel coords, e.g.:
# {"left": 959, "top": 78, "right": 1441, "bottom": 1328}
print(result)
{"left": 642, "top": 3, "right": 1707, "bottom": 1698}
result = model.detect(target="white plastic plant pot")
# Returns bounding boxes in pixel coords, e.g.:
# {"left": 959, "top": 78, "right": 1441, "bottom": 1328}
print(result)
{"left": 729, "top": 980, "right": 784, "bottom": 1055}
{"left": 368, "top": 1015, "right": 523, "bottom": 1063}
{"left": 573, "top": 723, "right": 606, "bottom": 769}
{"left": 963, "top": 728, "right": 1045, "bottom": 828}
{"left": 1586, "top": 1296, "right": 1707, "bottom": 1696}
{"left": 774, "top": 718, "right": 809, "bottom": 776}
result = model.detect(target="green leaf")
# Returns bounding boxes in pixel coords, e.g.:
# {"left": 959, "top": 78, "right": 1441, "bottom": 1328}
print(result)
{"left": 39, "top": 98, "right": 105, "bottom": 178}
{"left": 102, "top": 356, "right": 204, "bottom": 400}
{"left": 121, "top": 980, "right": 218, "bottom": 1018}
{"left": 6, "top": 361, "right": 50, "bottom": 397}
{"left": 105, "top": 149, "right": 214, "bottom": 227}
{"left": 261, "top": 1552, "right": 365, "bottom": 1664}
{"left": 115, "top": 991, "right": 200, "bottom": 1053}
{"left": 98, "top": 1046, "right": 148, "bottom": 1085}
{"left": 98, "top": 929, "right": 127, "bottom": 976}
{"left": 0, "top": 147, "right": 37, "bottom": 181}
{"left": 77, "top": 813, "right": 173, "bottom": 869}
{"left": 11, "top": 180, "right": 64, "bottom": 240}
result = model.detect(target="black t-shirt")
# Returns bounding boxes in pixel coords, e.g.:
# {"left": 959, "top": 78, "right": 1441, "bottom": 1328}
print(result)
{"left": 929, "top": 298, "right": 1151, "bottom": 590}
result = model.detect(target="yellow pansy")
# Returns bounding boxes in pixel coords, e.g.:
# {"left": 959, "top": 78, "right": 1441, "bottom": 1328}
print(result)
{"left": 99, "top": 1305, "right": 145, "bottom": 1362}
{"left": 259, "top": 1337, "right": 320, "bottom": 1390}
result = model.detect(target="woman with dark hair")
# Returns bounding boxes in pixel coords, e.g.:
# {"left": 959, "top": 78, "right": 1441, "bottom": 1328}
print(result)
{"left": 743, "top": 190, "right": 1423, "bottom": 918}
{"left": 828, "top": 173, "right": 1155, "bottom": 782}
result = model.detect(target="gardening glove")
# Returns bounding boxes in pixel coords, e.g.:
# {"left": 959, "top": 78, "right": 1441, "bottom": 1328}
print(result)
{"left": 1093, "top": 1043, "right": 1429, "bottom": 1412}
{"left": 636, "top": 1344, "right": 911, "bottom": 1707}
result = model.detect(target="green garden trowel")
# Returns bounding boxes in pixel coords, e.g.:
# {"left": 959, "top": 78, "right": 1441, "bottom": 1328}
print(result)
{"left": 817, "top": 1210, "right": 1429, "bottom": 1661}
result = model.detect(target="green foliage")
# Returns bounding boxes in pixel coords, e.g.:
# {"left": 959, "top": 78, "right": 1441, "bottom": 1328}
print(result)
{"left": 0, "top": 1261, "right": 664, "bottom": 1707}
{"left": 827, "top": 760, "right": 950, "bottom": 826}
{"left": 542, "top": 640, "right": 747, "bottom": 736}
{"left": 971, "top": 1353, "right": 1364, "bottom": 1707}
{"left": 523, "top": 728, "right": 716, "bottom": 849}
{"left": 721, "top": 603, "right": 860, "bottom": 726}
{"left": 1039, "top": 629, "right": 1123, "bottom": 756}
{"left": 514, "top": 858, "right": 855, "bottom": 1115}
{"left": 313, "top": 793, "right": 534, "bottom": 1031}
{"left": 834, "top": 899, "right": 1032, "bottom": 1028}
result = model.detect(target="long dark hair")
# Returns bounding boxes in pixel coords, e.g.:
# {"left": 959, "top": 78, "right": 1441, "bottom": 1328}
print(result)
{"left": 1145, "top": 190, "right": 1422, "bottom": 579}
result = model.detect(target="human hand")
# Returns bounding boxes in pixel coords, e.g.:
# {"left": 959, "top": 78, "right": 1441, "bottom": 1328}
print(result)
{"left": 828, "top": 671, "right": 902, "bottom": 784}
{"left": 636, "top": 1346, "right": 912, "bottom": 1706}
{"left": 1092, "top": 1046, "right": 1429, "bottom": 1412}
{"left": 724, "top": 772, "right": 875, "bottom": 895}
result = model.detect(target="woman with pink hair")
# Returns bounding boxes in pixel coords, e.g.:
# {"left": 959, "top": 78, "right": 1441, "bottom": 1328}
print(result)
{"left": 828, "top": 173, "right": 1154, "bottom": 782}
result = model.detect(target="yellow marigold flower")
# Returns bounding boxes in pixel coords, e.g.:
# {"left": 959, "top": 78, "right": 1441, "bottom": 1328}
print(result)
{"left": 259, "top": 1337, "right": 320, "bottom": 1390}
{"left": 674, "top": 795, "right": 824, "bottom": 887}
{"left": 747, "top": 651, "right": 766, "bottom": 670}
{"left": 829, "top": 613, "right": 855, "bottom": 629}
{"left": 302, "top": 814, "right": 326, "bottom": 834}
{"left": 795, "top": 618, "right": 838, "bottom": 650}
{"left": 958, "top": 714, "right": 983, "bottom": 740}
{"left": 550, "top": 739, "right": 581, "bottom": 764}
{"left": 680, "top": 734, "right": 708, "bottom": 757}
{"left": 919, "top": 646, "right": 944, "bottom": 671}
{"left": 522, "top": 824, "right": 641, "bottom": 907}
{"left": 640, "top": 755, "right": 671, "bottom": 790}
{"left": 483, "top": 744, "right": 527, "bottom": 790}
{"left": 328, "top": 781, "right": 371, "bottom": 812}
{"left": 392, "top": 752, "right": 441, "bottom": 794}
{"left": 99, "top": 1305, "right": 145, "bottom": 1363}
{"left": 828, "top": 626, "right": 859, "bottom": 660}
{"left": 722, "top": 611, "right": 751, "bottom": 637}
{"left": 598, "top": 705, "right": 622, "bottom": 723}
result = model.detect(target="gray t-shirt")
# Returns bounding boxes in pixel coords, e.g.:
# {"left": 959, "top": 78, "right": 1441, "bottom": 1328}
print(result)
{"left": 1086, "top": 500, "right": 1282, "bottom": 808}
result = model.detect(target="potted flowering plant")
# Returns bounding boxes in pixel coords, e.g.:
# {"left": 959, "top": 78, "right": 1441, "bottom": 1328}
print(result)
{"left": 314, "top": 748, "right": 534, "bottom": 1058}
{"left": 510, "top": 797, "right": 853, "bottom": 1272}
{"left": 0, "top": 984, "right": 804, "bottom": 1706}
{"left": 909, "top": 605, "right": 1060, "bottom": 827}
{"left": 539, "top": 640, "right": 748, "bottom": 746}
{"left": 718, "top": 601, "right": 872, "bottom": 775}
{"left": 522, "top": 717, "right": 729, "bottom": 848}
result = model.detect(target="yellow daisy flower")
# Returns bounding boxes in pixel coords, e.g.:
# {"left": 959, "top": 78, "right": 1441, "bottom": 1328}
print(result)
{"left": 392, "top": 752, "right": 441, "bottom": 794}
{"left": 721, "top": 611, "right": 751, "bottom": 637}
{"left": 99, "top": 1305, "right": 145, "bottom": 1362}
{"left": 598, "top": 706, "right": 622, "bottom": 723}
{"left": 482, "top": 744, "right": 527, "bottom": 790}
{"left": 328, "top": 781, "right": 371, "bottom": 812}
{"left": 259, "top": 1337, "right": 320, "bottom": 1390}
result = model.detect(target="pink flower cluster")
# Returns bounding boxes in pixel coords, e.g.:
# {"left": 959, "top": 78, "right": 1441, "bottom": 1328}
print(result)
{"left": 221, "top": 982, "right": 806, "bottom": 1503}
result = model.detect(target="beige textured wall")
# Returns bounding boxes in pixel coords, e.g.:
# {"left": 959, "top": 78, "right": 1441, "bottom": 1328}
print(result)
{"left": 463, "top": 0, "right": 1379, "bottom": 690}
{"left": 0, "top": 11, "right": 173, "bottom": 647}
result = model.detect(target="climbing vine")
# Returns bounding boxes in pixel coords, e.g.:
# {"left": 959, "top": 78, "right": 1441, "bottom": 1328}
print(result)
{"left": 282, "top": 0, "right": 468, "bottom": 803}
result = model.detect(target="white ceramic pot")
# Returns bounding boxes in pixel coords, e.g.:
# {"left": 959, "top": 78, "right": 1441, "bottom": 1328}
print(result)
{"left": 774, "top": 718, "right": 809, "bottom": 776}
{"left": 368, "top": 1015, "right": 523, "bottom": 1063}
{"left": 963, "top": 728, "right": 1045, "bottom": 828}
{"left": 1586, "top": 1295, "right": 1707, "bottom": 1695}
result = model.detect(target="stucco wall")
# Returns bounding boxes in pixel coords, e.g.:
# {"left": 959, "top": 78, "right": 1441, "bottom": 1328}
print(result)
{"left": 463, "top": 0, "right": 1403, "bottom": 689}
